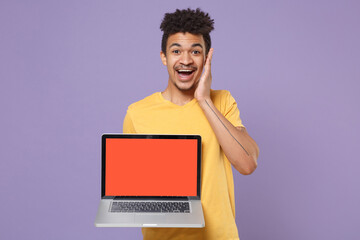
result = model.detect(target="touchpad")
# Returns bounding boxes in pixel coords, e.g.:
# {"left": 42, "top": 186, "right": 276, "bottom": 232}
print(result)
{"left": 135, "top": 214, "right": 167, "bottom": 224}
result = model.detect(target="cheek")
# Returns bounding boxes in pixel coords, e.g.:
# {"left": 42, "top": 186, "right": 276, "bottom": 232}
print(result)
{"left": 197, "top": 63, "right": 205, "bottom": 73}
{"left": 167, "top": 60, "right": 177, "bottom": 70}
{"left": 166, "top": 64, "right": 175, "bottom": 75}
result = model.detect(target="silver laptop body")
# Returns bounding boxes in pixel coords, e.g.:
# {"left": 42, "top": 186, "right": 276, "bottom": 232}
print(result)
{"left": 94, "top": 134, "right": 205, "bottom": 228}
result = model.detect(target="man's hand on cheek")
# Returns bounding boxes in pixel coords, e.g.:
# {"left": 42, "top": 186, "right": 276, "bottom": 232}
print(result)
{"left": 195, "top": 48, "right": 214, "bottom": 102}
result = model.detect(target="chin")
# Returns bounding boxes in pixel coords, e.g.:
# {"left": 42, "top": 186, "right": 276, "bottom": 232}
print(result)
{"left": 174, "top": 81, "right": 196, "bottom": 92}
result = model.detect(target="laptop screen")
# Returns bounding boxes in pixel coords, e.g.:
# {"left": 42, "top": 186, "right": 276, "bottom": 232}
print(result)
{"left": 102, "top": 135, "right": 201, "bottom": 197}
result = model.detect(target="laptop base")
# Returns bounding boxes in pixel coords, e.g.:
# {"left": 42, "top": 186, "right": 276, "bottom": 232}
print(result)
{"left": 95, "top": 199, "right": 205, "bottom": 228}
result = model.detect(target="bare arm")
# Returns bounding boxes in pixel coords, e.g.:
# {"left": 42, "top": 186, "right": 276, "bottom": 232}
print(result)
{"left": 195, "top": 48, "right": 259, "bottom": 175}
{"left": 198, "top": 98, "right": 259, "bottom": 174}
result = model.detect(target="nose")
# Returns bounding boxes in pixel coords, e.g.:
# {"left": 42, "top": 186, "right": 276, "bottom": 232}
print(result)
{"left": 179, "top": 52, "right": 193, "bottom": 65}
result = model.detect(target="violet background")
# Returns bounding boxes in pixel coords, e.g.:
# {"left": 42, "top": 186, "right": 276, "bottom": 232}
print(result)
{"left": 1, "top": 0, "right": 359, "bottom": 239}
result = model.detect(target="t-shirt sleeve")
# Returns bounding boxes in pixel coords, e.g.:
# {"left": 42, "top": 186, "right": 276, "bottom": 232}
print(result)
{"left": 123, "top": 109, "right": 136, "bottom": 133}
{"left": 224, "top": 91, "right": 245, "bottom": 128}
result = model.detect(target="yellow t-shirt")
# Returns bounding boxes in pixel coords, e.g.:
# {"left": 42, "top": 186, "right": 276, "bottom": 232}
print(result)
{"left": 123, "top": 90, "right": 244, "bottom": 240}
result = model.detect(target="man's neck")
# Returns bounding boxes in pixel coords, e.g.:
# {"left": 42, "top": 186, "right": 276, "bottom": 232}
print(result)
{"left": 162, "top": 83, "right": 195, "bottom": 106}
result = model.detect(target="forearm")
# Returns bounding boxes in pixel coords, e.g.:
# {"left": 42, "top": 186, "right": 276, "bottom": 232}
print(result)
{"left": 198, "top": 97, "right": 259, "bottom": 175}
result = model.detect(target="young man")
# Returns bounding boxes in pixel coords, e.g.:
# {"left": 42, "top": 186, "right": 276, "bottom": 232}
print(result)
{"left": 123, "top": 8, "right": 259, "bottom": 240}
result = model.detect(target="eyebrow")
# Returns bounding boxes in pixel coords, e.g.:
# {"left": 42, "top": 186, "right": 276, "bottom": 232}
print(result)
{"left": 169, "top": 43, "right": 181, "bottom": 48}
{"left": 191, "top": 43, "right": 203, "bottom": 49}
{"left": 169, "top": 43, "right": 203, "bottom": 49}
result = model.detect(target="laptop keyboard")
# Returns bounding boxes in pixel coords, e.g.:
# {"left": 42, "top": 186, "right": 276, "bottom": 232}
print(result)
{"left": 110, "top": 201, "right": 190, "bottom": 213}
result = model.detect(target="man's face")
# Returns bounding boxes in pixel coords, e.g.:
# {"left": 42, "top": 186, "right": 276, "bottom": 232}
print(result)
{"left": 160, "top": 32, "right": 206, "bottom": 92}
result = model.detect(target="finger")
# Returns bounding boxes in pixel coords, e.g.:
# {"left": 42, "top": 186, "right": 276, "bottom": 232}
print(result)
{"left": 203, "top": 48, "right": 213, "bottom": 77}
{"left": 206, "top": 48, "right": 214, "bottom": 67}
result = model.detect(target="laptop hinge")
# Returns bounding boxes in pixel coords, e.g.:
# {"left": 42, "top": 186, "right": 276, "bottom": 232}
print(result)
{"left": 113, "top": 196, "right": 189, "bottom": 201}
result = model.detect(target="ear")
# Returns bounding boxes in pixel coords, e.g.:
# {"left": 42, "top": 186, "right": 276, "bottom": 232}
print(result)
{"left": 160, "top": 51, "right": 167, "bottom": 66}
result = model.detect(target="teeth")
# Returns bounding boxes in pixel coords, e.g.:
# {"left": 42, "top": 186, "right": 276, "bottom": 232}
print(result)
{"left": 178, "top": 69, "right": 193, "bottom": 73}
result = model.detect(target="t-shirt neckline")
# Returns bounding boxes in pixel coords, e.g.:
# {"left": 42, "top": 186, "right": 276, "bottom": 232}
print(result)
{"left": 157, "top": 92, "right": 198, "bottom": 108}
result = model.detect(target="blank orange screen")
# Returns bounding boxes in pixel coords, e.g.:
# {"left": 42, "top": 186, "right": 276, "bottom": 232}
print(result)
{"left": 105, "top": 138, "right": 198, "bottom": 196}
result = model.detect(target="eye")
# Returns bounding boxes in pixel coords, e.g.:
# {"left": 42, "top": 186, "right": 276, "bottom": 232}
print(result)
{"left": 172, "top": 49, "right": 180, "bottom": 54}
{"left": 192, "top": 50, "right": 201, "bottom": 55}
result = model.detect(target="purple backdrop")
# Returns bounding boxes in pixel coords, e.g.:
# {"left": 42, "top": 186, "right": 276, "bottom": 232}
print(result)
{"left": 1, "top": 0, "right": 359, "bottom": 239}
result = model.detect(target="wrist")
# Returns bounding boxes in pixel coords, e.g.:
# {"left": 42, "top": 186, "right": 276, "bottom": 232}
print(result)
{"left": 197, "top": 97, "right": 213, "bottom": 108}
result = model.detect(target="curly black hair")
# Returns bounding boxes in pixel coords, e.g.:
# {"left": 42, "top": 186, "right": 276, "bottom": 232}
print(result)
{"left": 160, "top": 8, "right": 214, "bottom": 55}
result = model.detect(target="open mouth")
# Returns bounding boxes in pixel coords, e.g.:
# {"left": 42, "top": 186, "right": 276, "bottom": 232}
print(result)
{"left": 176, "top": 69, "right": 196, "bottom": 80}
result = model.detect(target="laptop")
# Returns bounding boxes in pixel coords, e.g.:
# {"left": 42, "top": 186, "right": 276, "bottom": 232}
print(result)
{"left": 94, "top": 134, "right": 205, "bottom": 228}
